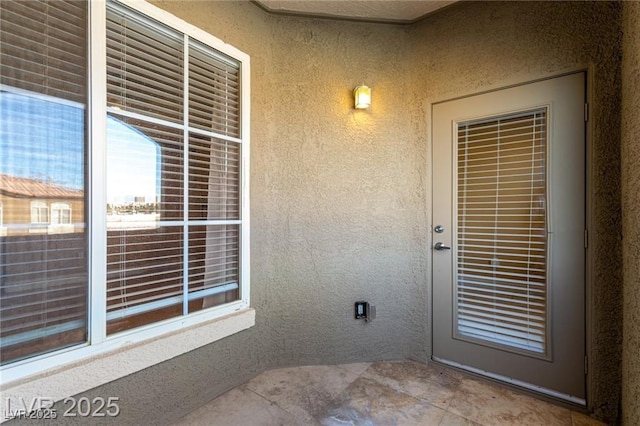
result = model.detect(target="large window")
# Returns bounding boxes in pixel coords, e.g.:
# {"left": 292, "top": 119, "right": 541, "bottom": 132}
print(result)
{"left": 105, "top": 2, "right": 244, "bottom": 335}
{"left": 0, "top": 0, "right": 249, "bottom": 377}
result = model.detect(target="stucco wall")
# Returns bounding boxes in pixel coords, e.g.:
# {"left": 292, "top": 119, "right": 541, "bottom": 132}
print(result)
{"left": 7, "top": 2, "right": 624, "bottom": 425}
{"left": 622, "top": 2, "right": 640, "bottom": 424}
{"left": 255, "top": 14, "right": 430, "bottom": 367}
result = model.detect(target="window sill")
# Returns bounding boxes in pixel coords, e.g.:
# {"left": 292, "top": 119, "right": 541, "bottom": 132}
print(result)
{"left": 0, "top": 308, "right": 254, "bottom": 422}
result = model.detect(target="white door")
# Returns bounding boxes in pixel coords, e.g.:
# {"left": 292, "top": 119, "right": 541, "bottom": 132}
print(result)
{"left": 432, "top": 73, "right": 586, "bottom": 403}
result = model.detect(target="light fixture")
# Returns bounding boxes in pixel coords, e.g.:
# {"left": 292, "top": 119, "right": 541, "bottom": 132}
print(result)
{"left": 354, "top": 84, "right": 371, "bottom": 109}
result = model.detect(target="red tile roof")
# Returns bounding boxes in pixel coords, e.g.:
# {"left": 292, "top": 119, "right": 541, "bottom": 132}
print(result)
{"left": 0, "top": 174, "right": 84, "bottom": 199}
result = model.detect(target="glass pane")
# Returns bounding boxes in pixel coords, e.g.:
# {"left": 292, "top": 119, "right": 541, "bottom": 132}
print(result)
{"left": 106, "top": 116, "right": 185, "bottom": 335}
{"left": 1, "top": 1, "right": 87, "bottom": 103}
{"left": 0, "top": 0, "right": 88, "bottom": 365}
{"left": 188, "top": 40, "right": 240, "bottom": 138}
{"left": 106, "top": 226, "right": 184, "bottom": 335}
{"left": 107, "top": 115, "right": 183, "bottom": 223}
{"left": 188, "top": 225, "right": 240, "bottom": 314}
{"left": 456, "top": 109, "right": 548, "bottom": 355}
{"left": 0, "top": 91, "right": 88, "bottom": 365}
{"left": 106, "top": 4, "right": 183, "bottom": 123}
{"left": 188, "top": 134, "right": 240, "bottom": 221}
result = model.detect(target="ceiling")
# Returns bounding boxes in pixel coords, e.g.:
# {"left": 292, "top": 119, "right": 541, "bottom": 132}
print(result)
{"left": 255, "top": 1, "right": 458, "bottom": 24}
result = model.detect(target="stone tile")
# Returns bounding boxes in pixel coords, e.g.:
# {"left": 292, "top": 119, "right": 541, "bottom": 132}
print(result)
{"left": 361, "top": 361, "right": 462, "bottom": 409}
{"left": 173, "top": 386, "right": 299, "bottom": 426}
{"left": 445, "top": 377, "right": 574, "bottom": 426}
{"left": 318, "top": 376, "right": 447, "bottom": 426}
{"left": 173, "top": 362, "right": 602, "bottom": 426}
{"left": 571, "top": 411, "right": 607, "bottom": 425}
{"left": 246, "top": 365, "right": 361, "bottom": 424}
{"left": 334, "top": 362, "right": 372, "bottom": 376}
{"left": 439, "top": 411, "right": 482, "bottom": 426}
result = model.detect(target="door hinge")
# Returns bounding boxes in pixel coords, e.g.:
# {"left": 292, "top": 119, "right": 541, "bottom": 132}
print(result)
{"left": 584, "top": 229, "right": 588, "bottom": 249}
{"left": 584, "top": 103, "right": 589, "bottom": 122}
{"left": 585, "top": 356, "right": 588, "bottom": 375}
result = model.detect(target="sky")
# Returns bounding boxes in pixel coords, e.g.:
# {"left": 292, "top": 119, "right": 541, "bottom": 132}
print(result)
{"left": 1, "top": 90, "right": 159, "bottom": 204}
{"left": 106, "top": 115, "right": 159, "bottom": 205}
{"left": 0, "top": 91, "right": 85, "bottom": 189}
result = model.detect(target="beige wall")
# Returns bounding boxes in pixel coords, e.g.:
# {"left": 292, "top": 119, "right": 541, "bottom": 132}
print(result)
{"left": 26, "top": 2, "right": 625, "bottom": 425}
{"left": 622, "top": 1, "right": 640, "bottom": 424}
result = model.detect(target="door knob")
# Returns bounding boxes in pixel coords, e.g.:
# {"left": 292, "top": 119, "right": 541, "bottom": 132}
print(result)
{"left": 434, "top": 242, "right": 451, "bottom": 250}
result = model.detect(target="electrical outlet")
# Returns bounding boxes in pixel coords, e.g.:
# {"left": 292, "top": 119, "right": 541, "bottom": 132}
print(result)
{"left": 355, "top": 301, "right": 367, "bottom": 319}
{"left": 355, "top": 301, "right": 375, "bottom": 321}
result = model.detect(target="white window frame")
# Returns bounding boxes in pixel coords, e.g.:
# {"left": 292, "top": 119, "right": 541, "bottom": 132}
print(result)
{"left": 50, "top": 202, "right": 72, "bottom": 225}
{"left": 48, "top": 202, "right": 75, "bottom": 234}
{"left": 1, "top": 0, "right": 252, "bottom": 405}
{"left": 30, "top": 201, "right": 49, "bottom": 224}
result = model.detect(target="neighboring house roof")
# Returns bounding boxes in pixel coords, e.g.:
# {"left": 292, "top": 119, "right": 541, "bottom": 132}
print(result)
{"left": 0, "top": 174, "right": 84, "bottom": 199}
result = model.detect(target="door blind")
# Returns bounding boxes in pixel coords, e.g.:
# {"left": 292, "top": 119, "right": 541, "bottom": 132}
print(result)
{"left": 456, "top": 109, "right": 548, "bottom": 354}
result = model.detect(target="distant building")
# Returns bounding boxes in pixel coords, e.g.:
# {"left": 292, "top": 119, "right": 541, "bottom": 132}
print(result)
{"left": 0, "top": 173, "right": 84, "bottom": 236}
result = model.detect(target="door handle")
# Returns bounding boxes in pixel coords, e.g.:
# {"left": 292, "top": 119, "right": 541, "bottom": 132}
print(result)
{"left": 434, "top": 242, "right": 451, "bottom": 250}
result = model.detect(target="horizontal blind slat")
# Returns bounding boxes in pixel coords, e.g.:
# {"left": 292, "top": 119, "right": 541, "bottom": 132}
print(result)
{"left": 189, "top": 41, "right": 240, "bottom": 138}
{"left": 458, "top": 315, "right": 546, "bottom": 336}
{"left": 456, "top": 108, "right": 547, "bottom": 354}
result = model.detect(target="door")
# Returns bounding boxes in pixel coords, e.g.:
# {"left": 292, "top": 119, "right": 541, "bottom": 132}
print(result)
{"left": 432, "top": 73, "right": 586, "bottom": 403}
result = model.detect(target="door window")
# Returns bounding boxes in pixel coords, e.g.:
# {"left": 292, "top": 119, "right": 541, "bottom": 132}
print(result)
{"left": 456, "top": 109, "right": 548, "bottom": 355}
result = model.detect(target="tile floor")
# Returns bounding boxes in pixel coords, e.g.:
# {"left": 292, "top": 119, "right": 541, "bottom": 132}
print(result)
{"left": 173, "top": 361, "right": 605, "bottom": 426}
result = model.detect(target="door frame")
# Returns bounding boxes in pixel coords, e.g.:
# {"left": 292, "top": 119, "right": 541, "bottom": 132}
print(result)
{"left": 427, "top": 69, "right": 594, "bottom": 407}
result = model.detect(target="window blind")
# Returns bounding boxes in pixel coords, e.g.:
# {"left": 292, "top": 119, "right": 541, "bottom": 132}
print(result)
{"left": 189, "top": 40, "right": 240, "bottom": 138}
{"left": 456, "top": 109, "right": 548, "bottom": 354}
{"left": 188, "top": 135, "right": 240, "bottom": 221}
{"left": 105, "top": 117, "right": 185, "bottom": 334}
{"left": 106, "top": 5, "right": 183, "bottom": 123}
{"left": 0, "top": 0, "right": 86, "bottom": 103}
{"left": 188, "top": 225, "right": 239, "bottom": 312}
{"left": 0, "top": 0, "right": 88, "bottom": 365}
{"left": 105, "top": 3, "right": 242, "bottom": 334}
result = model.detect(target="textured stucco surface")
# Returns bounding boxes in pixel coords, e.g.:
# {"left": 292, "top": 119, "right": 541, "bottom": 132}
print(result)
{"left": 622, "top": 2, "right": 640, "bottom": 424}
{"left": 257, "top": 14, "right": 430, "bottom": 367}
{"left": 6, "top": 2, "right": 625, "bottom": 425}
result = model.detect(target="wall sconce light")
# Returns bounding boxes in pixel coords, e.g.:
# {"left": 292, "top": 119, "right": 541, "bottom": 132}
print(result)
{"left": 354, "top": 85, "right": 371, "bottom": 109}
